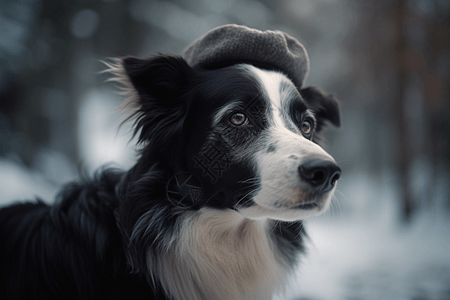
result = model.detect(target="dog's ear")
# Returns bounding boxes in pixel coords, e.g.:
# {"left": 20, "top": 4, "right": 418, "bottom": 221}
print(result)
{"left": 122, "top": 55, "right": 191, "bottom": 103}
{"left": 118, "top": 54, "right": 194, "bottom": 147}
{"left": 299, "top": 86, "right": 341, "bottom": 131}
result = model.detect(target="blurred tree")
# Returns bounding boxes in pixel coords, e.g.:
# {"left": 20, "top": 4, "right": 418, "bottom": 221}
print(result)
{"left": 393, "top": 0, "right": 414, "bottom": 221}
{"left": 349, "top": 0, "right": 450, "bottom": 221}
{"left": 418, "top": 1, "right": 450, "bottom": 210}
{"left": 15, "top": 0, "right": 81, "bottom": 166}
{"left": 0, "top": 0, "right": 40, "bottom": 158}
{"left": 6, "top": 0, "right": 147, "bottom": 168}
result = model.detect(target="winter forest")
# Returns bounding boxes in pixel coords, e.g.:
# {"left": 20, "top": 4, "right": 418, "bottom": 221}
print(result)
{"left": 1, "top": 0, "right": 449, "bottom": 299}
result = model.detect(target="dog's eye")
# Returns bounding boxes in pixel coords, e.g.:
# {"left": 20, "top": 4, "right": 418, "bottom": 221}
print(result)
{"left": 301, "top": 120, "right": 313, "bottom": 135}
{"left": 229, "top": 112, "right": 248, "bottom": 126}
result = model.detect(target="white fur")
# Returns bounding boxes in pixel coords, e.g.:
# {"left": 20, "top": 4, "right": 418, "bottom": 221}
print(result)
{"left": 151, "top": 208, "right": 288, "bottom": 300}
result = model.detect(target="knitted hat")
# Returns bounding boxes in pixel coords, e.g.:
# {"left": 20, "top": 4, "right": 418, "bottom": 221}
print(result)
{"left": 182, "top": 24, "right": 310, "bottom": 89}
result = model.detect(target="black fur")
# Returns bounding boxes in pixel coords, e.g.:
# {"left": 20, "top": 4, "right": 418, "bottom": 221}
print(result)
{"left": 299, "top": 86, "right": 341, "bottom": 131}
{"left": 0, "top": 171, "right": 160, "bottom": 299}
{"left": 0, "top": 54, "right": 340, "bottom": 299}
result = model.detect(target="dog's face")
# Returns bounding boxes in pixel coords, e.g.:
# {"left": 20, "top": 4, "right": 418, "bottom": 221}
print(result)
{"left": 120, "top": 55, "right": 341, "bottom": 222}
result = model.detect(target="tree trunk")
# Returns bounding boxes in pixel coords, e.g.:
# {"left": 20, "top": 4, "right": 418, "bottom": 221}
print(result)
{"left": 393, "top": 0, "right": 414, "bottom": 221}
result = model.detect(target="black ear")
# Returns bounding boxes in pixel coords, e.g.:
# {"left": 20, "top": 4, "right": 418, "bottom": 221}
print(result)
{"left": 120, "top": 54, "right": 194, "bottom": 147}
{"left": 122, "top": 54, "right": 192, "bottom": 102}
{"left": 300, "top": 86, "right": 341, "bottom": 131}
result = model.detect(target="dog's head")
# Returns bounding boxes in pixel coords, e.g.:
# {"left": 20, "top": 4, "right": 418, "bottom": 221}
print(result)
{"left": 113, "top": 54, "right": 341, "bottom": 222}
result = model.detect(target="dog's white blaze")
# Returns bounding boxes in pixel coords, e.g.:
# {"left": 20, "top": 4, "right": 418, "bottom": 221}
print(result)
{"left": 249, "top": 67, "right": 286, "bottom": 129}
{"left": 239, "top": 66, "right": 336, "bottom": 221}
{"left": 153, "top": 208, "right": 287, "bottom": 300}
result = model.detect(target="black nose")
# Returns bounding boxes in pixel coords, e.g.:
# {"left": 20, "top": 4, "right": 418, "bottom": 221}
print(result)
{"left": 298, "top": 159, "right": 341, "bottom": 193}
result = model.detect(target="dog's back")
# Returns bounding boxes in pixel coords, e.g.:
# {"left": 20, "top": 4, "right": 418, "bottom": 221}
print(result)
{"left": 0, "top": 171, "right": 160, "bottom": 300}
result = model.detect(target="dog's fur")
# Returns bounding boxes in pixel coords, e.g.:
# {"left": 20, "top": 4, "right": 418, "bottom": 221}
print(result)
{"left": 0, "top": 54, "right": 341, "bottom": 300}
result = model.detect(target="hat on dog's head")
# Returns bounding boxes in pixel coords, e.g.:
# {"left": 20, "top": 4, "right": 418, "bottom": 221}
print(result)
{"left": 182, "top": 24, "right": 310, "bottom": 89}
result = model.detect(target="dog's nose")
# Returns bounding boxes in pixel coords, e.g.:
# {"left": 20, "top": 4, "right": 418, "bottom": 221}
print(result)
{"left": 298, "top": 159, "right": 341, "bottom": 193}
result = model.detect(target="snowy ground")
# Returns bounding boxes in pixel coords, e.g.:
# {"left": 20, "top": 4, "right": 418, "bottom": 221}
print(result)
{"left": 288, "top": 214, "right": 450, "bottom": 300}
{"left": 0, "top": 158, "right": 59, "bottom": 205}
{"left": 1, "top": 158, "right": 450, "bottom": 300}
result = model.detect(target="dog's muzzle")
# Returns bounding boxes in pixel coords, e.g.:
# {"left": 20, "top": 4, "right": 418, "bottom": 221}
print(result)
{"left": 298, "top": 159, "right": 341, "bottom": 194}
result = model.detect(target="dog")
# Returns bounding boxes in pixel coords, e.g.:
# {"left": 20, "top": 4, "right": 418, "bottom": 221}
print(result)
{"left": 0, "top": 31, "right": 341, "bottom": 300}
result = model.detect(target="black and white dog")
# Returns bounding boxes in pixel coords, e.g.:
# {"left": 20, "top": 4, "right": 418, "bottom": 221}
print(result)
{"left": 0, "top": 53, "right": 341, "bottom": 300}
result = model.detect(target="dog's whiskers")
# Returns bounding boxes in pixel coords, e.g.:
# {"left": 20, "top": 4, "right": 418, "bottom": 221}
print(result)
{"left": 233, "top": 186, "right": 260, "bottom": 209}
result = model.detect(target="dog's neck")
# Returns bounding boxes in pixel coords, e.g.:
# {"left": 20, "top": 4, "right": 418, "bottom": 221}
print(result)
{"left": 150, "top": 208, "right": 289, "bottom": 300}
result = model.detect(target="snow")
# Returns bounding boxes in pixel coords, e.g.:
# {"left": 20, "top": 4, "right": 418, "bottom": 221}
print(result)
{"left": 0, "top": 158, "right": 58, "bottom": 206}
{"left": 78, "top": 89, "right": 137, "bottom": 173}
{"left": 286, "top": 213, "right": 450, "bottom": 300}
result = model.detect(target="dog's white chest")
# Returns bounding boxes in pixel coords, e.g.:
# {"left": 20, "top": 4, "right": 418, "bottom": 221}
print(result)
{"left": 152, "top": 209, "right": 289, "bottom": 300}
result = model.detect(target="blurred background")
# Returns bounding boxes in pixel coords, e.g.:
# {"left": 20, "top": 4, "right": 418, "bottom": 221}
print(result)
{"left": 0, "top": 0, "right": 449, "bottom": 299}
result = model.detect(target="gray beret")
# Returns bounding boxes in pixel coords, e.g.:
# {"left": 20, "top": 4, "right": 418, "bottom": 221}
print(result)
{"left": 182, "top": 24, "right": 310, "bottom": 89}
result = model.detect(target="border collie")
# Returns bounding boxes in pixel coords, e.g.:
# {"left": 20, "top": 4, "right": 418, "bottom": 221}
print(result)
{"left": 0, "top": 54, "right": 341, "bottom": 300}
